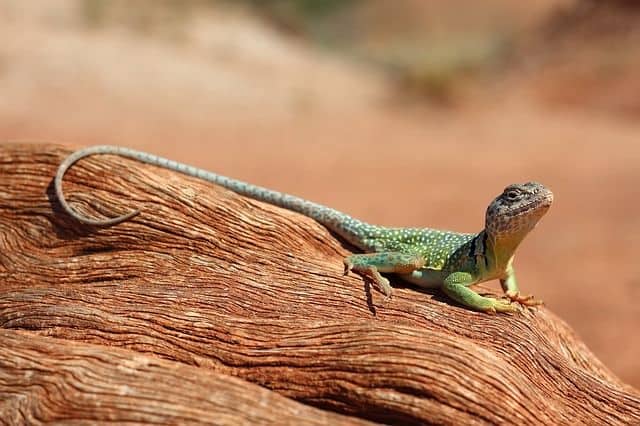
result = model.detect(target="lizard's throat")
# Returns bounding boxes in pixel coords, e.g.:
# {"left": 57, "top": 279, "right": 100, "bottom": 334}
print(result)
{"left": 484, "top": 230, "right": 528, "bottom": 271}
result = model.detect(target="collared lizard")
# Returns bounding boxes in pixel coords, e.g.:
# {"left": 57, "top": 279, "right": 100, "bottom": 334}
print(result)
{"left": 55, "top": 145, "right": 553, "bottom": 313}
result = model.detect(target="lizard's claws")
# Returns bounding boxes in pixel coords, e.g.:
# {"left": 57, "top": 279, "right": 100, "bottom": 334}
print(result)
{"left": 506, "top": 291, "right": 543, "bottom": 307}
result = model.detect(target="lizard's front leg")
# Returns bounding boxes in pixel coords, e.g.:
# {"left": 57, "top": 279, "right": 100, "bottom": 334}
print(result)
{"left": 500, "top": 266, "right": 543, "bottom": 307}
{"left": 443, "top": 272, "right": 517, "bottom": 314}
{"left": 344, "top": 252, "right": 426, "bottom": 297}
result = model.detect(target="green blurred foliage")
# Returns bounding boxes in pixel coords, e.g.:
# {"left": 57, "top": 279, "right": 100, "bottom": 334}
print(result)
{"left": 373, "top": 35, "right": 513, "bottom": 103}
{"left": 78, "top": 0, "right": 513, "bottom": 103}
{"left": 242, "top": 0, "right": 358, "bottom": 19}
{"left": 234, "top": 0, "right": 362, "bottom": 43}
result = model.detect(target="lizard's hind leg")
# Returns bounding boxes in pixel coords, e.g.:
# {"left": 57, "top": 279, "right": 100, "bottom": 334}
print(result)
{"left": 344, "top": 252, "right": 425, "bottom": 297}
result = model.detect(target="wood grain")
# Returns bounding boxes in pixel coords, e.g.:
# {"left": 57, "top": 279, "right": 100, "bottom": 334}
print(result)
{"left": 0, "top": 330, "right": 372, "bottom": 425}
{"left": 1, "top": 143, "right": 638, "bottom": 425}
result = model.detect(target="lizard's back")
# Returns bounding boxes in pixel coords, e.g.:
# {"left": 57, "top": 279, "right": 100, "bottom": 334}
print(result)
{"left": 359, "top": 227, "right": 477, "bottom": 271}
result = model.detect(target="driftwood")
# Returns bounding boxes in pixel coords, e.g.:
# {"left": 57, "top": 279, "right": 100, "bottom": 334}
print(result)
{"left": 0, "top": 143, "right": 639, "bottom": 425}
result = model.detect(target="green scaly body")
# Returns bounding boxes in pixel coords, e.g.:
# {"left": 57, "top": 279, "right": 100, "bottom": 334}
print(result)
{"left": 55, "top": 146, "right": 553, "bottom": 313}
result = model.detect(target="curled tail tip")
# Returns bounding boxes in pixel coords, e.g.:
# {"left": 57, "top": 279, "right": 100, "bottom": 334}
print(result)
{"left": 70, "top": 209, "right": 141, "bottom": 227}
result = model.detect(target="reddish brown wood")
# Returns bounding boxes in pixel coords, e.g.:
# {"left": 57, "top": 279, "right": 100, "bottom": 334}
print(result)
{"left": 0, "top": 330, "right": 371, "bottom": 425}
{"left": 1, "top": 143, "right": 639, "bottom": 425}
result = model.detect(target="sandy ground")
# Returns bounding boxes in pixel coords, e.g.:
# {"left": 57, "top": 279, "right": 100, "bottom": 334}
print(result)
{"left": 1, "top": 1, "right": 638, "bottom": 387}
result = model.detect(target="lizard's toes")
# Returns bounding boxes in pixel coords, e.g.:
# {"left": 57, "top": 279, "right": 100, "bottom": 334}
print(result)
{"left": 485, "top": 298, "right": 518, "bottom": 314}
{"left": 507, "top": 291, "right": 543, "bottom": 307}
{"left": 520, "top": 298, "right": 544, "bottom": 307}
{"left": 483, "top": 306, "right": 497, "bottom": 315}
{"left": 379, "top": 278, "right": 393, "bottom": 299}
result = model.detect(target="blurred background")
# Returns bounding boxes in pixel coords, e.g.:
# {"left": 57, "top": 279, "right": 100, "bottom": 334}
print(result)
{"left": 1, "top": 0, "right": 638, "bottom": 387}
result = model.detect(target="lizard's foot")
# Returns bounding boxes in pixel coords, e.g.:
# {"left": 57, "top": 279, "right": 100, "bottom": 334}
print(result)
{"left": 506, "top": 291, "right": 543, "bottom": 307}
{"left": 342, "top": 257, "right": 393, "bottom": 298}
{"left": 483, "top": 298, "right": 518, "bottom": 314}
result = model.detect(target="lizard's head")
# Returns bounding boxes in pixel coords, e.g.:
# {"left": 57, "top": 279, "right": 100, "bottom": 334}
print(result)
{"left": 485, "top": 182, "right": 553, "bottom": 238}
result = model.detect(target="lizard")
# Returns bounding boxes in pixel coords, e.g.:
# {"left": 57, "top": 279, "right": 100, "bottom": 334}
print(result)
{"left": 55, "top": 145, "right": 553, "bottom": 313}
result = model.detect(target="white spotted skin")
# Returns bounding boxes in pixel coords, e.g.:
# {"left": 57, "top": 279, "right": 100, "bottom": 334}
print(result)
{"left": 360, "top": 228, "right": 476, "bottom": 270}
{"left": 56, "top": 146, "right": 552, "bottom": 298}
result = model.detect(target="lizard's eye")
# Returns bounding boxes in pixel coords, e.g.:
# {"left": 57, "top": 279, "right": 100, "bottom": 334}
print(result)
{"left": 506, "top": 190, "right": 520, "bottom": 200}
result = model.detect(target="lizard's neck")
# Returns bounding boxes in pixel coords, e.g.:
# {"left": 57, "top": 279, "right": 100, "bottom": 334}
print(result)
{"left": 483, "top": 229, "right": 528, "bottom": 274}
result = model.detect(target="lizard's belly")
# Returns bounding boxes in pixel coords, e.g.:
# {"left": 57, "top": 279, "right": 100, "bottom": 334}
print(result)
{"left": 399, "top": 269, "right": 443, "bottom": 289}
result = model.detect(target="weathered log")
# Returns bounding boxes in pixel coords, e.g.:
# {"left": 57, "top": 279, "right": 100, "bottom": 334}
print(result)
{"left": 0, "top": 330, "right": 371, "bottom": 425}
{"left": 1, "top": 143, "right": 639, "bottom": 425}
